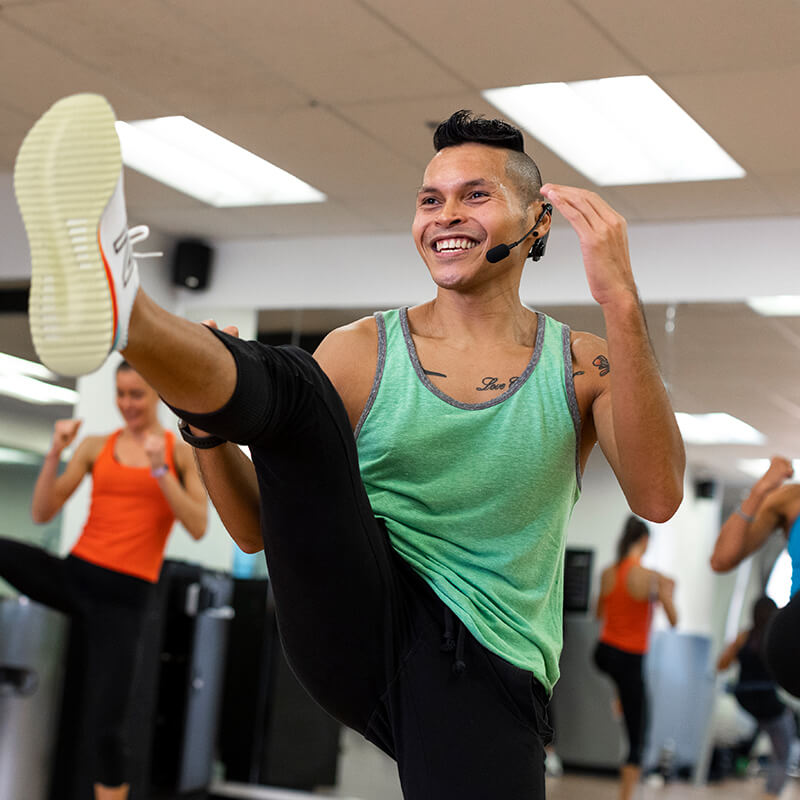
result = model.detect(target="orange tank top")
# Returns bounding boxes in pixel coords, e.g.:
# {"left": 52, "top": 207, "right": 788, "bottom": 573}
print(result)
{"left": 71, "top": 429, "right": 177, "bottom": 583}
{"left": 599, "top": 557, "right": 653, "bottom": 655}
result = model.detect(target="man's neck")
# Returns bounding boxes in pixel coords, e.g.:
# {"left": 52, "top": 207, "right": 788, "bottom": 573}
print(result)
{"left": 413, "top": 288, "right": 537, "bottom": 348}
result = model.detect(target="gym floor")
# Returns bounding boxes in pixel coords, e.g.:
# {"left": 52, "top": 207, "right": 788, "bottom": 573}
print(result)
{"left": 194, "top": 728, "right": 800, "bottom": 800}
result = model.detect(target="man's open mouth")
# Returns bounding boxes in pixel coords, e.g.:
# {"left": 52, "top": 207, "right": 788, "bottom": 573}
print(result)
{"left": 432, "top": 237, "right": 479, "bottom": 253}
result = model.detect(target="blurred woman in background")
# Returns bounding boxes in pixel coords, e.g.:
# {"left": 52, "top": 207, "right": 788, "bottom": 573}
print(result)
{"left": 718, "top": 596, "right": 796, "bottom": 799}
{"left": 594, "top": 516, "right": 678, "bottom": 800}
{"left": 0, "top": 360, "right": 206, "bottom": 800}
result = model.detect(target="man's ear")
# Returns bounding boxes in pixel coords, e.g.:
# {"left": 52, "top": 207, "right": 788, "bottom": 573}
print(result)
{"left": 527, "top": 203, "right": 552, "bottom": 262}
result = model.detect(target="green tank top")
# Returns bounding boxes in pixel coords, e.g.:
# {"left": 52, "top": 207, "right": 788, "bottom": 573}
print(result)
{"left": 356, "top": 307, "right": 581, "bottom": 692}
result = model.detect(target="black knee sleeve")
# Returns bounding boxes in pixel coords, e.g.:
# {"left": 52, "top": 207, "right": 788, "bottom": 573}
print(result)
{"left": 764, "top": 593, "right": 800, "bottom": 698}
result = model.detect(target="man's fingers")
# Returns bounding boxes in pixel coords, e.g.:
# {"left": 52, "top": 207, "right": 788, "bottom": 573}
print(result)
{"left": 543, "top": 184, "right": 619, "bottom": 229}
{"left": 542, "top": 185, "right": 594, "bottom": 236}
{"left": 201, "top": 319, "right": 239, "bottom": 338}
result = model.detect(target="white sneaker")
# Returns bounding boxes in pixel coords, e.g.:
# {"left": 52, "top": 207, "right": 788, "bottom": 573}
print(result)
{"left": 14, "top": 93, "right": 140, "bottom": 376}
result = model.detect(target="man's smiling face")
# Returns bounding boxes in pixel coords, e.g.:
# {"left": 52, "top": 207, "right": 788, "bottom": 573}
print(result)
{"left": 412, "top": 143, "right": 530, "bottom": 291}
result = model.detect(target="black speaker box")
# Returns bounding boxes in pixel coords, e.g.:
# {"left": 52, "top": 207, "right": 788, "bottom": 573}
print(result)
{"left": 694, "top": 479, "right": 717, "bottom": 499}
{"left": 172, "top": 239, "right": 213, "bottom": 290}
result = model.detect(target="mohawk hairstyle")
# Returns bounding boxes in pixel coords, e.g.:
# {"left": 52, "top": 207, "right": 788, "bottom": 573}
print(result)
{"left": 433, "top": 110, "right": 543, "bottom": 206}
{"left": 433, "top": 109, "right": 525, "bottom": 153}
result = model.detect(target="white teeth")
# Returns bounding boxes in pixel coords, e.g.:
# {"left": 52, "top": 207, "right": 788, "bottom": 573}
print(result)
{"left": 434, "top": 238, "right": 477, "bottom": 252}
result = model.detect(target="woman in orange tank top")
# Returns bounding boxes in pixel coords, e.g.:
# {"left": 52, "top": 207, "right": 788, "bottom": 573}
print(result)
{"left": 0, "top": 361, "right": 207, "bottom": 800}
{"left": 593, "top": 516, "right": 678, "bottom": 800}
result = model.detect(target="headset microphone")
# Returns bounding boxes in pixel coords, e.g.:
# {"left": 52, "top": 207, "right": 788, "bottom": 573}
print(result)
{"left": 485, "top": 203, "right": 552, "bottom": 264}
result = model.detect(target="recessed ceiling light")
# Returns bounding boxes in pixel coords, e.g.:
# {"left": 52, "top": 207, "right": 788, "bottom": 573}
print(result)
{"left": 0, "top": 374, "right": 78, "bottom": 406}
{"left": 746, "top": 296, "right": 800, "bottom": 316}
{"left": 0, "top": 447, "right": 43, "bottom": 466}
{"left": 116, "top": 117, "right": 327, "bottom": 208}
{"left": 0, "top": 352, "right": 76, "bottom": 405}
{"left": 676, "top": 412, "right": 765, "bottom": 445}
{"left": 483, "top": 76, "right": 745, "bottom": 186}
{"left": 0, "top": 352, "right": 58, "bottom": 381}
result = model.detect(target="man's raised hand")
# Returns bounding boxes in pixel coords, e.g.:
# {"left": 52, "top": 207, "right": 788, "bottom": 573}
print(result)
{"left": 540, "top": 184, "right": 635, "bottom": 308}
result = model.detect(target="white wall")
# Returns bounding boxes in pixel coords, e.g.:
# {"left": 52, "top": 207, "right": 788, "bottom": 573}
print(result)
{"left": 567, "top": 448, "right": 726, "bottom": 639}
{"left": 167, "top": 217, "right": 800, "bottom": 314}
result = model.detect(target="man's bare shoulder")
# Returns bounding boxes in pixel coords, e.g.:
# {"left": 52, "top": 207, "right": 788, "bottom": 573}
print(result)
{"left": 570, "top": 329, "right": 608, "bottom": 369}
{"left": 314, "top": 315, "right": 379, "bottom": 427}
{"left": 314, "top": 315, "right": 378, "bottom": 371}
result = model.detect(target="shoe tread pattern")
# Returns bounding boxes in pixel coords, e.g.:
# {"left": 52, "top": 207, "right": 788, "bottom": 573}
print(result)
{"left": 15, "top": 93, "right": 121, "bottom": 376}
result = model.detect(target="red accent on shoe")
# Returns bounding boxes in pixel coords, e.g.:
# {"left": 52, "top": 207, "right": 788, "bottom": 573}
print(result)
{"left": 98, "top": 226, "right": 119, "bottom": 348}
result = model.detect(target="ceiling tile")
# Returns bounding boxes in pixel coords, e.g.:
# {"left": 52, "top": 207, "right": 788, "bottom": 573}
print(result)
{"left": 571, "top": 0, "right": 800, "bottom": 74}
{"left": 758, "top": 171, "right": 800, "bottom": 214}
{"left": 0, "top": 133, "right": 24, "bottom": 171}
{"left": 3, "top": 1, "right": 306, "bottom": 116}
{"left": 196, "top": 104, "right": 422, "bottom": 207}
{"left": 0, "top": 103, "right": 30, "bottom": 135}
{"left": 164, "top": 0, "right": 465, "bottom": 103}
{"left": 658, "top": 66, "right": 800, "bottom": 174}
{"left": 609, "top": 176, "right": 783, "bottom": 222}
{"left": 361, "top": 0, "right": 639, "bottom": 87}
{"left": 0, "top": 17, "right": 161, "bottom": 119}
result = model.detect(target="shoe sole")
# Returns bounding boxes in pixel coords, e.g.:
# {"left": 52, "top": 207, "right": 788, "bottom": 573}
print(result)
{"left": 15, "top": 93, "right": 121, "bottom": 376}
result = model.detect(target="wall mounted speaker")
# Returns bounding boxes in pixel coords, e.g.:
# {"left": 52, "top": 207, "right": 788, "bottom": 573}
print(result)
{"left": 172, "top": 239, "right": 213, "bottom": 291}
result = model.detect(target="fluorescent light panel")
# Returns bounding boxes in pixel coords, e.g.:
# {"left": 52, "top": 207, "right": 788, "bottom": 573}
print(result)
{"left": 0, "top": 447, "right": 43, "bottom": 466}
{"left": 746, "top": 296, "right": 800, "bottom": 317}
{"left": 0, "top": 375, "right": 78, "bottom": 406}
{"left": 116, "top": 117, "right": 326, "bottom": 208}
{"left": 737, "top": 458, "right": 800, "bottom": 480}
{"left": 483, "top": 76, "right": 745, "bottom": 186}
{"left": 676, "top": 412, "right": 765, "bottom": 445}
{"left": 0, "top": 352, "right": 58, "bottom": 381}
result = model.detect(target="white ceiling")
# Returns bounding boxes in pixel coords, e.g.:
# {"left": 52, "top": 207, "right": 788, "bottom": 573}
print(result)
{"left": 1, "top": 0, "right": 800, "bottom": 236}
{"left": 1, "top": 0, "right": 799, "bottom": 487}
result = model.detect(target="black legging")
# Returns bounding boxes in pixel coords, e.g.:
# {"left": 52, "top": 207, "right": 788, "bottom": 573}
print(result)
{"left": 593, "top": 641, "right": 647, "bottom": 766}
{"left": 173, "top": 331, "right": 554, "bottom": 800}
{"left": 764, "top": 591, "right": 800, "bottom": 697}
{"left": 0, "top": 539, "right": 152, "bottom": 786}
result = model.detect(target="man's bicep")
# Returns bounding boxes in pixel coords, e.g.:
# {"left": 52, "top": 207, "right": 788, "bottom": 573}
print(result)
{"left": 590, "top": 387, "right": 623, "bottom": 476}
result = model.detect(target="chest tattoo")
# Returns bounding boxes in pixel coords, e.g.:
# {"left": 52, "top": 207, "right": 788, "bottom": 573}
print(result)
{"left": 476, "top": 376, "right": 520, "bottom": 392}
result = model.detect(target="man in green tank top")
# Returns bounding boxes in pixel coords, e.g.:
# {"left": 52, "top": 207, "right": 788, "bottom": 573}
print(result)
{"left": 20, "top": 97, "right": 686, "bottom": 799}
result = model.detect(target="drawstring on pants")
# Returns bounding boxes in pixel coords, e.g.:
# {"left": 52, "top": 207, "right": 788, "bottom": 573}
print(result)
{"left": 441, "top": 608, "right": 467, "bottom": 676}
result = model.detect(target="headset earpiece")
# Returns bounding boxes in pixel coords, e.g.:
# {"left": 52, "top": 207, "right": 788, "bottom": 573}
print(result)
{"left": 528, "top": 203, "right": 552, "bottom": 262}
{"left": 529, "top": 232, "right": 549, "bottom": 262}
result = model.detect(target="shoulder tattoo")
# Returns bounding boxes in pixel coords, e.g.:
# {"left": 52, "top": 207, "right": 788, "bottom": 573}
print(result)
{"left": 592, "top": 355, "right": 610, "bottom": 376}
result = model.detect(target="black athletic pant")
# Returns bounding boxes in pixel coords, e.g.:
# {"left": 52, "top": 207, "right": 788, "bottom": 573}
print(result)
{"left": 0, "top": 539, "right": 152, "bottom": 787}
{"left": 593, "top": 641, "right": 647, "bottom": 766}
{"left": 764, "top": 591, "right": 800, "bottom": 698}
{"left": 175, "top": 332, "right": 553, "bottom": 799}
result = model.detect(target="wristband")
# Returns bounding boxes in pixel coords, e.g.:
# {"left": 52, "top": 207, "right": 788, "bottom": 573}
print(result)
{"left": 151, "top": 464, "right": 169, "bottom": 479}
{"left": 178, "top": 419, "right": 227, "bottom": 449}
{"left": 735, "top": 505, "right": 754, "bottom": 523}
